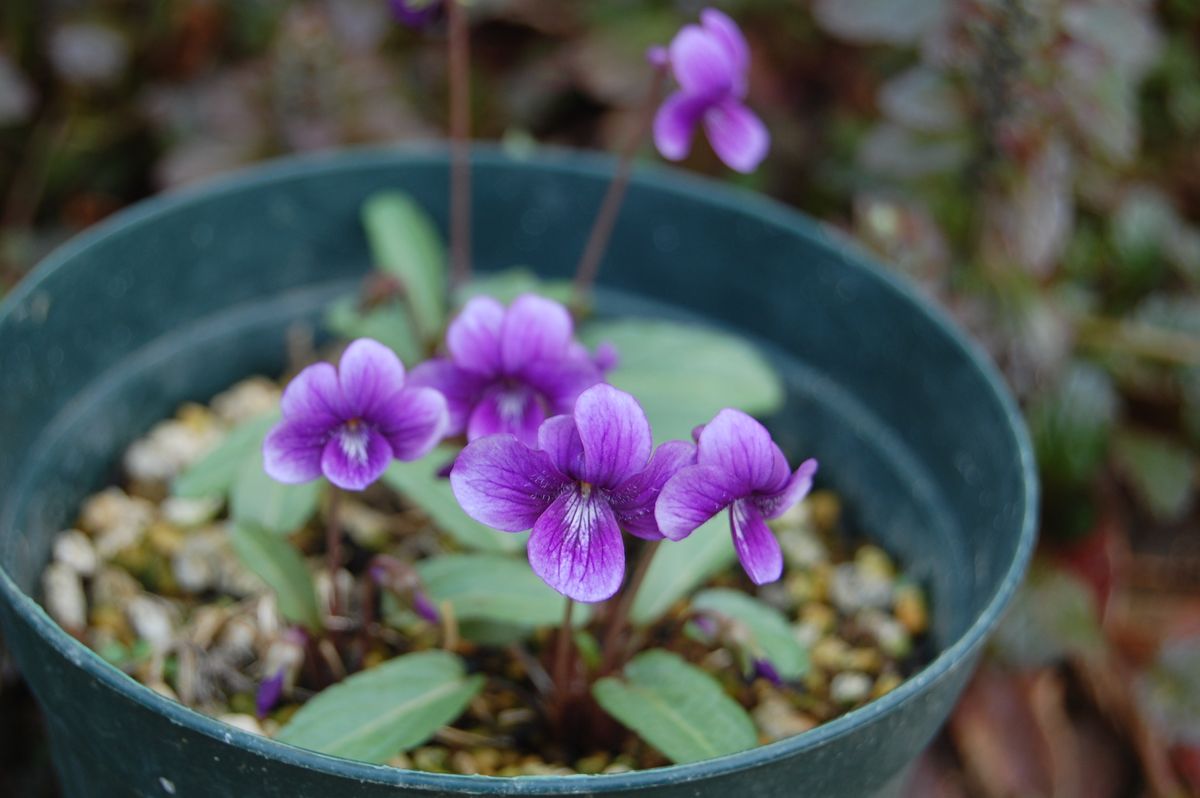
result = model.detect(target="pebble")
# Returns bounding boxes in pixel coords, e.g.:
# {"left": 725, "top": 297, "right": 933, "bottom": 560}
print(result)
{"left": 124, "top": 419, "right": 221, "bottom": 483}
{"left": 753, "top": 691, "right": 817, "bottom": 741}
{"left": 894, "top": 582, "right": 929, "bottom": 634}
{"left": 778, "top": 526, "right": 828, "bottom": 569}
{"left": 53, "top": 529, "right": 97, "bottom": 576}
{"left": 830, "top": 671, "right": 872, "bottom": 705}
{"left": 211, "top": 378, "right": 279, "bottom": 424}
{"left": 830, "top": 563, "right": 893, "bottom": 613}
{"left": 126, "top": 596, "right": 176, "bottom": 652}
{"left": 91, "top": 565, "right": 142, "bottom": 607}
{"left": 217, "top": 713, "right": 264, "bottom": 735}
{"left": 162, "top": 496, "right": 221, "bottom": 528}
{"left": 43, "top": 562, "right": 87, "bottom": 632}
{"left": 859, "top": 610, "right": 912, "bottom": 658}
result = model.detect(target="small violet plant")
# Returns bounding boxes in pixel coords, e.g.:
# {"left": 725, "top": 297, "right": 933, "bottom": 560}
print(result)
{"left": 409, "top": 294, "right": 609, "bottom": 447}
{"left": 263, "top": 338, "right": 449, "bottom": 491}
{"left": 450, "top": 383, "right": 695, "bottom": 602}
{"left": 650, "top": 8, "right": 769, "bottom": 174}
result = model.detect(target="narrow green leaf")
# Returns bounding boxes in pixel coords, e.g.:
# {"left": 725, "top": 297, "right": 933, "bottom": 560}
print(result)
{"left": 229, "top": 522, "right": 321, "bottom": 630}
{"left": 324, "top": 295, "right": 421, "bottom": 365}
{"left": 631, "top": 516, "right": 734, "bottom": 626}
{"left": 229, "top": 456, "right": 321, "bottom": 535}
{"left": 1112, "top": 429, "right": 1197, "bottom": 522}
{"left": 593, "top": 650, "right": 758, "bottom": 764}
{"left": 277, "top": 651, "right": 483, "bottom": 763}
{"left": 991, "top": 562, "right": 1104, "bottom": 667}
{"left": 383, "top": 446, "right": 526, "bottom": 553}
{"left": 172, "top": 412, "right": 279, "bottom": 499}
{"left": 362, "top": 192, "right": 446, "bottom": 341}
{"left": 416, "top": 554, "right": 588, "bottom": 629}
{"left": 691, "top": 588, "right": 809, "bottom": 679}
{"left": 579, "top": 319, "right": 785, "bottom": 443}
{"left": 456, "top": 267, "right": 575, "bottom": 307}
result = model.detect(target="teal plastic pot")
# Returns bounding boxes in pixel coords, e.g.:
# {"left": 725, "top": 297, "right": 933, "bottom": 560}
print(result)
{"left": 0, "top": 148, "right": 1036, "bottom": 797}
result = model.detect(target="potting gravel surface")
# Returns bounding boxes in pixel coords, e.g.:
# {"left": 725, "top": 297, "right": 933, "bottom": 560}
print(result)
{"left": 38, "top": 376, "right": 931, "bottom": 775}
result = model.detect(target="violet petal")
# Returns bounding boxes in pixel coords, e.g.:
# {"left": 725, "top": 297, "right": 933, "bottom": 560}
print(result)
{"left": 369, "top": 386, "right": 448, "bottom": 461}
{"left": 653, "top": 90, "right": 709, "bottom": 162}
{"left": 700, "top": 9, "right": 750, "bottom": 87}
{"left": 669, "top": 23, "right": 736, "bottom": 97}
{"left": 537, "top": 415, "right": 585, "bottom": 480}
{"left": 280, "top": 362, "right": 344, "bottom": 427}
{"left": 696, "top": 408, "right": 780, "bottom": 493}
{"left": 655, "top": 462, "right": 741, "bottom": 541}
{"left": 574, "top": 384, "right": 653, "bottom": 489}
{"left": 320, "top": 424, "right": 393, "bottom": 491}
{"left": 408, "top": 358, "right": 486, "bottom": 436}
{"left": 755, "top": 458, "right": 818, "bottom": 519}
{"left": 730, "top": 498, "right": 783, "bottom": 584}
{"left": 528, "top": 486, "right": 625, "bottom": 603}
{"left": 338, "top": 338, "right": 407, "bottom": 419}
{"left": 447, "top": 296, "right": 505, "bottom": 376}
{"left": 500, "top": 294, "right": 573, "bottom": 375}
{"left": 466, "top": 387, "right": 546, "bottom": 446}
{"left": 412, "top": 589, "right": 441, "bottom": 624}
{"left": 609, "top": 439, "right": 697, "bottom": 540}
{"left": 256, "top": 669, "right": 285, "bottom": 718}
{"left": 450, "top": 434, "right": 567, "bottom": 531}
{"left": 703, "top": 98, "right": 769, "bottom": 174}
{"left": 262, "top": 417, "right": 328, "bottom": 484}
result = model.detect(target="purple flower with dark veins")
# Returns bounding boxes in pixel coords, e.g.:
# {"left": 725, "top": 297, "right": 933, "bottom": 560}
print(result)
{"left": 656, "top": 409, "right": 817, "bottom": 585}
{"left": 450, "top": 384, "right": 695, "bottom": 602}
{"left": 410, "top": 294, "right": 607, "bottom": 447}
{"left": 263, "top": 338, "right": 449, "bottom": 491}
{"left": 652, "top": 8, "right": 769, "bottom": 174}
{"left": 389, "top": 0, "right": 442, "bottom": 27}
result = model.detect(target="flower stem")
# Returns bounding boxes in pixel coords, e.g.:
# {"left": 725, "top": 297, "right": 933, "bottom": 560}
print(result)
{"left": 326, "top": 488, "right": 343, "bottom": 618}
{"left": 599, "top": 539, "right": 661, "bottom": 674}
{"left": 446, "top": 0, "right": 472, "bottom": 288}
{"left": 552, "top": 599, "right": 576, "bottom": 698}
{"left": 571, "top": 66, "right": 667, "bottom": 304}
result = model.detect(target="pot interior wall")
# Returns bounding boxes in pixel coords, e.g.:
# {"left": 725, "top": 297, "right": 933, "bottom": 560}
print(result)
{"left": 0, "top": 150, "right": 1032, "bottom": 797}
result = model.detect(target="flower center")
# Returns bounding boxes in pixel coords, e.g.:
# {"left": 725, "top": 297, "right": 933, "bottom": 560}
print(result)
{"left": 579, "top": 482, "right": 593, "bottom": 499}
{"left": 339, "top": 421, "right": 369, "bottom": 464}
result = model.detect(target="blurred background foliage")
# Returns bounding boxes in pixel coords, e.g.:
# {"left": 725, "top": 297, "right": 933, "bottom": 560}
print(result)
{"left": 1, "top": 0, "right": 1199, "bottom": 795}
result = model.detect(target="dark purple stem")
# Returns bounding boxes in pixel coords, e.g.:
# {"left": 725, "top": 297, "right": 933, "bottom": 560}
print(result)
{"left": 447, "top": 0, "right": 472, "bottom": 287}
{"left": 571, "top": 66, "right": 668, "bottom": 304}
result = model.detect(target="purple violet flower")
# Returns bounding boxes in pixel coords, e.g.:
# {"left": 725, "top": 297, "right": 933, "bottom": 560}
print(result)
{"left": 450, "top": 384, "right": 695, "bottom": 602}
{"left": 652, "top": 8, "right": 769, "bottom": 174}
{"left": 256, "top": 668, "right": 286, "bottom": 718}
{"left": 263, "top": 338, "right": 449, "bottom": 491}
{"left": 656, "top": 408, "right": 817, "bottom": 585}
{"left": 752, "top": 657, "right": 784, "bottom": 687}
{"left": 389, "top": 0, "right": 442, "bottom": 27}
{"left": 409, "top": 294, "right": 608, "bottom": 448}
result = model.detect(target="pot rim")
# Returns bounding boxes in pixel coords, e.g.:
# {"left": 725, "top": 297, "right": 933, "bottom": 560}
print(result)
{"left": 0, "top": 143, "right": 1038, "bottom": 792}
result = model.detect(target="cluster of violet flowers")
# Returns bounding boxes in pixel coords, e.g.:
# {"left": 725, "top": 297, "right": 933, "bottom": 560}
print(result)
{"left": 262, "top": 7, "right": 790, "bottom": 607}
{"left": 265, "top": 293, "right": 816, "bottom": 604}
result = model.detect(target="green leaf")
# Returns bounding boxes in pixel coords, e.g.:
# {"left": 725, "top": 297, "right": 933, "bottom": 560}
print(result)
{"left": 1112, "top": 429, "right": 1197, "bottom": 522}
{"left": 691, "top": 588, "right": 809, "bottom": 679}
{"left": 383, "top": 446, "right": 526, "bottom": 553}
{"left": 362, "top": 192, "right": 446, "bottom": 341}
{"left": 1028, "top": 362, "right": 1117, "bottom": 490}
{"left": 1137, "top": 638, "right": 1200, "bottom": 743}
{"left": 229, "top": 456, "right": 321, "bottom": 535}
{"left": 631, "top": 517, "right": 734, "bottom": 626}
{"left": 592, "top": 650, "right": 758, "bottom": 764}
{"left": 324, "top": 295, "right": 421, "bottom": 365}
{"left": 172, "top": 412, "right": 279, "bottom": 499}
{"left": 990, "top": 562, "right": 1105, "bottom": 667}
{"left": 579, "top": 319, "right": 784, "bottom": 444}
{"left": 277, "top": 651, "right": 483, "bottom": 763}
{"left": 456, "top": 267, "right": 575, "bottom": 307}
{"left": 229, "top": 522, "right": 321, "bottom": 630}
{"left": 416, "top": 553, "right": 587, "bottom": 629}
